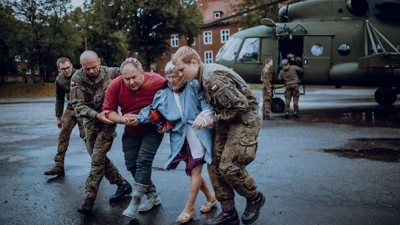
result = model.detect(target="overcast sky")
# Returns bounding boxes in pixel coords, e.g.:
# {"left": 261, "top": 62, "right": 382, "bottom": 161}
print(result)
{"left": 70, "top": 0, "right": 84, "bottom": 9}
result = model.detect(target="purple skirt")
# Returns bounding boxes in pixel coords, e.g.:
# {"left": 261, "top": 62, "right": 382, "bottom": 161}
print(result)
{"left": 166, "top": 139, "right": 205, "bottom": 176}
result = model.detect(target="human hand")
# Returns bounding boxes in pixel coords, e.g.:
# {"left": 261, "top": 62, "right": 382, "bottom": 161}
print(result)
{"left": 124, "top": 114, "right": 139, "bottom": 127}
{"left": 96, "top": 110, "right": 115, "bottom": 124}
{"left": 56, "top": 117, "right": 63, "bottom": 128}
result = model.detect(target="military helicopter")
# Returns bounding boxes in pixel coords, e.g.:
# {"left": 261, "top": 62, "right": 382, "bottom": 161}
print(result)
{"left": 215, "top": 0, "right": 400, "bottom": 113}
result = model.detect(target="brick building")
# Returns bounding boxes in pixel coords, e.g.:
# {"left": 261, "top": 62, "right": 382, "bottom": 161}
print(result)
{"left": 155, "top": 0, "right": 241, "bottom": 75}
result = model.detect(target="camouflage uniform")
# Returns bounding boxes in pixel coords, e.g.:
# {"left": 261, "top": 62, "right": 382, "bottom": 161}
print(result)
{"left": 278, "top": 64, "right": 303, "bottom": 115}
{"left": 54, "top": 70, "right": 85, "bottom": 168}
{"left": 70, "top": 66, "right": 125, "bottom": 199}
{"left": 200, "top": 64, "right": 262, "bottom": 209}
{"left": 260, "top": 67, "right": 273, "bottom": 117}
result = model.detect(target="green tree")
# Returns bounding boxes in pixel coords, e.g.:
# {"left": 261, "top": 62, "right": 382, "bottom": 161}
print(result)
{"left": 82, "top": 0, "right": 131, "bottom": 67}
{"left": 10, "top": 0, "right": 78, "bottom": 82}
{"left": 110, "top": 0, "right": 203, "bottom": 69}
{"left": 0, "top": 0, "right": 18, "bottom": 84}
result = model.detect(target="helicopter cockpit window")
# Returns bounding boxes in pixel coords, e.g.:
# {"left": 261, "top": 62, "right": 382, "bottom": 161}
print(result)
{"left": 221, "top": 37, "right": 242, "bottom": 61}
{"left": 338, "top": 44, "right": 351, "bottom": 56}
{"left": 311, "top": 44, "right": 323, "bottom": 56}
{"left": 237, "top": 38, "right": 260, "bottom": 63}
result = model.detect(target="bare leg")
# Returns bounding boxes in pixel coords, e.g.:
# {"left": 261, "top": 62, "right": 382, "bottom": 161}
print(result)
{"left": 182, "top": 163, "right": 203, "bottom": 214}
{"left": 200, "top": 175, "right": 216, "bottom": 202}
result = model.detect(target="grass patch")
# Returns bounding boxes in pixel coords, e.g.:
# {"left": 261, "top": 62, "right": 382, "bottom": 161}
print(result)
{"left": 248, "top": 83, "right": 262, "bottom": 90}
{"left": 0, "top": 83, "right": 55, "bottom": 99}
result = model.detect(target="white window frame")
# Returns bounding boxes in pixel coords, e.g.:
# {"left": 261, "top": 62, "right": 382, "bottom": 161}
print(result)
{"left": 214, "top": 12, "right": 221, "bottom": 18}
{"left": 171, "top": 34, "right": 179, "bottom": 47}
{"left": 220, "top": 29, "right": 230, "bottom": 43}
{"left": 203, "top": 31, "right": 212, "bottom": 45}
{"left": 204, "top": 51, "right": 213, "bottom": 64}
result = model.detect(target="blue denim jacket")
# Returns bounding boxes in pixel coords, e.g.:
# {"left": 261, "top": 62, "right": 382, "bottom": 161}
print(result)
{"left": 137, "top": 80, "right": 214, "bottom": 168}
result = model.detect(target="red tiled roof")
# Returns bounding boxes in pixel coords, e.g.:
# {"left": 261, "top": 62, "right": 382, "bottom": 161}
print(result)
{"left": 199, "top": 0, "right": 242, "bottom": 23}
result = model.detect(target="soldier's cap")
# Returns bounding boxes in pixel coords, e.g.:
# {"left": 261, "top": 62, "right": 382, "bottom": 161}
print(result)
{"left": 281, "top": 59, "right": 289, "bottom": 66}
{"left": 287, "top": 53, "right": 295, "bottom": 59}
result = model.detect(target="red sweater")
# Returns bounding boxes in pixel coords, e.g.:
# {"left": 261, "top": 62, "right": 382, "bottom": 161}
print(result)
{"left": 103, "top": 72, "right": 165, "bottom": 134}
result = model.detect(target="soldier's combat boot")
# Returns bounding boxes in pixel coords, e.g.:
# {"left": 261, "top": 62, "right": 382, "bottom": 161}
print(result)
{"left": 205, "top": 208, "right": 240, "bottom": 225}
{"left": 122, "top": 182, "right": 148, "bottom": 219}
{"left": 138, "top": 180, "right": 161, "bottom": 212}
{"left": 109, "top": 180, "right": 132, "bottom": 205}
{"left": 77, "top": 197, "right": 95, "bottom": 215}
{"left": 44, "top": 166, "right": 65, "bottom": 176}
{"left": 241, "top": 192, "right": 265, "bottom": 225}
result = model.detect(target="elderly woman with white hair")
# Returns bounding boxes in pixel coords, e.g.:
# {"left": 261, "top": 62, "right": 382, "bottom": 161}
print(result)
{"left": 136, "top": 61, "right": 217, "bottom": 223}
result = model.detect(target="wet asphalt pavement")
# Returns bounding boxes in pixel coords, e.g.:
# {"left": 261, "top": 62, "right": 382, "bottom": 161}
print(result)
{"left": 0, "top": 86, "right": 399, "bottom": 225}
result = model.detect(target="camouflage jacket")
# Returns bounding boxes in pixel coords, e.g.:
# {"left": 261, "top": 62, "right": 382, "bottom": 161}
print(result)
{"left": 70, "top": 66, "right": 120, "bottom": 122}
{"left": 55, "top": 69, "right": 76, "bottom": 117}
{"left": 260, "top": 66, "right": 273, "bottom": 86}
{"left": 200, "top": 63, "right": 260, "bottom": 123}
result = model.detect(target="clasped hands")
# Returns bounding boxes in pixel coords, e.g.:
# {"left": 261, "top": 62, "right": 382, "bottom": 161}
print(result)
{"left": 123, "top": 113, "right": 139, "bottom": 127}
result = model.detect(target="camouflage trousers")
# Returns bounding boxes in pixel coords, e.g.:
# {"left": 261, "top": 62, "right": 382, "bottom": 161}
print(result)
{"left": 54, "top": 108, "right": 85, "bottom": 168}
{"left": 284, "top": 83, "right": 300, "bottom": 114}
{"left": 262, "top": 82, "right": 272, "bottom": 116}
{"left": 84, "top": 121, "right": 125, "bottom": 199}
{"left": 208, "top": 107, "right": 262, "bottom": 209}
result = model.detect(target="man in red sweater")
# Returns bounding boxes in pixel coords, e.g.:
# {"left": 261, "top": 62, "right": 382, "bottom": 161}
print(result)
{"left": 103, "top": 59, "right": 165, "bottom": 219}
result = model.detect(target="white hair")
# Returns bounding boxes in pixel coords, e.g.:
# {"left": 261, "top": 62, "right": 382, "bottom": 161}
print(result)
{"left": 165, "top": 61, "right": 177, "bottom": 74}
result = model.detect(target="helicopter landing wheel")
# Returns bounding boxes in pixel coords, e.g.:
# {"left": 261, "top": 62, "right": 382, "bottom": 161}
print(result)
{"left": 374, "top": 87, "right": 397, "bottom": 106}
{"left": 271, "top": 97, "right": 285, "bottom": 113}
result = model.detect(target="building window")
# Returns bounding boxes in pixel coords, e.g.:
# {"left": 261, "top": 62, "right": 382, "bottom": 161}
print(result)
{"left": 220, "top": 29, "right": 230, "bottom": 43}
{"left": 204, "top": 51, "right": 213, "bottom": 64}
{"left": 311, "top": 44, "right": 323, "bottom": 56}
{"left": 171, "top": 34, "right": 179, "bottom": 47}
{"left": 214, "top": 12, "right": 221, "bottom": 19}
{"left": 203, "top": 31, "right": 212, "bottom": 44}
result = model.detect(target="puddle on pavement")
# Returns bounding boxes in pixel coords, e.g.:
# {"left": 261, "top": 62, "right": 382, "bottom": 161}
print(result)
{"left": 323, "top": 148, "right": 400, "bottom": 162}
{"left": 301, "top": 107, "right": 400, "bottom": 128}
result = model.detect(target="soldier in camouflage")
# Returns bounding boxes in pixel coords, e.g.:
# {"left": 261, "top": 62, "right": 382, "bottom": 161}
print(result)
{"left": 70, "top": 51, "right": 132, "bottom": 215}
{"left": 44, "top": 57, "right": 85, "bottom": 176}
{"left": 278, "top": 59, "right": 303, "bottom": 118}
{"left": 260, "top": 58, "right": 274, "bottom": 120}
{"left": 173, "top": 46, "right": 265, "bottom": 225}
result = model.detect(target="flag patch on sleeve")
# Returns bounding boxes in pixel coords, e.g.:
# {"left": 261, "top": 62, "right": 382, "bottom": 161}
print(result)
{"left": 211, "top": 84, "right": 219, "bottom": 92}
{"left": 71, "top": 81, "right": 76, "bottom": 87}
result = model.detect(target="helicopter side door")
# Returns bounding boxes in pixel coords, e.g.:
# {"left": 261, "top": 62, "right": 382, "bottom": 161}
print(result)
{"left": 302, "top": 36, "right": 332, "bottom": 83}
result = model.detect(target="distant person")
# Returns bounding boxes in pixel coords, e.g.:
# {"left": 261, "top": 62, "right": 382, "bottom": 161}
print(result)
{"left": 44, "top": 57, "right": 85, "bottom": 176}
{"left": 260, "top": 58, "right": 274, "bottom": 120}
{"left": 70, "top": 50, "right": 132, "bottom": 215}
{"left": 102, "top": 58, "right": 165, "bottom": 219}
{"left": 278, "top": 59, "right": 303, "bottom": 118}
{"left": 135, "top": 61, "right": 217, "bottom": 223}
{"left": 173, "top": 46, "right": 265, "bottom": 225}
{"left": 287, "top": 53, "right": 296, "bottom": 65}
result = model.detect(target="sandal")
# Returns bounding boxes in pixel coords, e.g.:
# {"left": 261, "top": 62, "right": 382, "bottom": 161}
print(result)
{"left": 200, "top": 199, "right": 218, "bottom": 213}
{"left": 176, "top": 211, "right": 195, "bottom": 224}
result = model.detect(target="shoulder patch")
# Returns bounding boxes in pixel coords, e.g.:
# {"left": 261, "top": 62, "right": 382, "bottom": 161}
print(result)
{"left": 211, "top": 84, "right": 219, "bottom": 92}
{"left": 71, "top": 81, "right": 76, "bottom": 87}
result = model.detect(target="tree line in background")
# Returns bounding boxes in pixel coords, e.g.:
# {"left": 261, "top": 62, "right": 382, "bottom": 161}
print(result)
{"left": 0, "top": 0, "right": 293, "bottom": 84}
{"left": 0, "top": 0, "right": 202, "bottom": 83}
